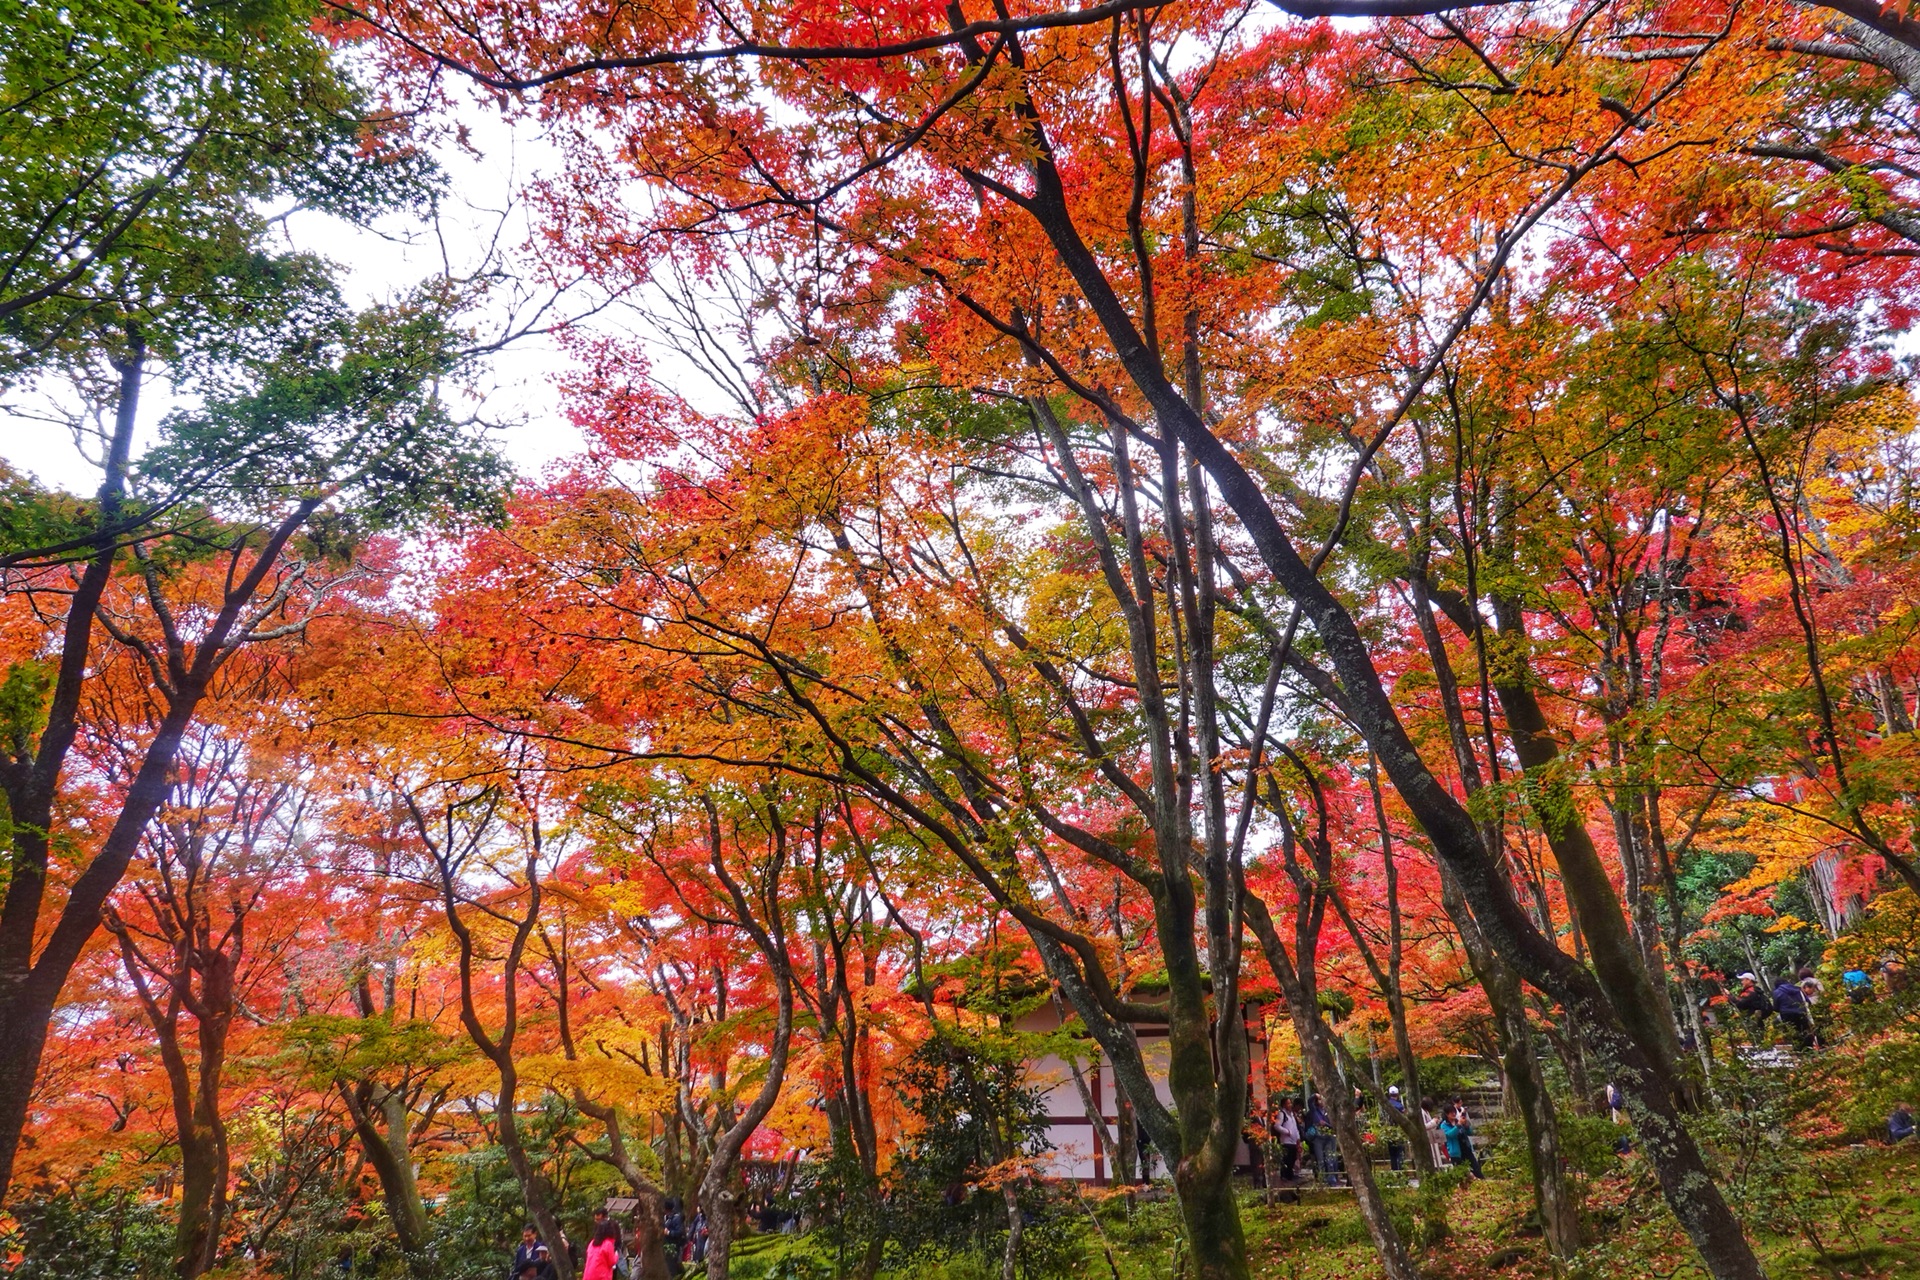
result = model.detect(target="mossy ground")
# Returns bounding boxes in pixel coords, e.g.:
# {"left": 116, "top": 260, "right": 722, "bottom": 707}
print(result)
{"left": 1130, "top": 1138, "right": 1920, "bottom": 1280}
{"left": 737, "top": 1138, "right": 1920, "bottom": 1280}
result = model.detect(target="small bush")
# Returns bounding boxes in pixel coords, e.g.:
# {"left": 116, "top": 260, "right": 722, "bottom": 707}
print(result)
{"left": 0, "top": 1182, "right": 172, "bottom": 1279}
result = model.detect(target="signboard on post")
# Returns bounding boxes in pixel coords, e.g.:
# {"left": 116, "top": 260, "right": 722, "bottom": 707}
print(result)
{"left": 605, "top": 1197, "right": 640, "bottom": 1215}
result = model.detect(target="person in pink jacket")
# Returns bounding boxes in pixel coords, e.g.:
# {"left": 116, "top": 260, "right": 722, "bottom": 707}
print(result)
{"left": 580, "top": 1220, "right": 621, "bottom": 1280}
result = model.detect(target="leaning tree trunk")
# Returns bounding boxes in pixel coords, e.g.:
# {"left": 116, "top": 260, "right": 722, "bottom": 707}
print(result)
{"left": 499, "top": 1087, "right": 572, "bottom": 1280}
{"left": 1406, "top": 578, "right": 1582, "bottom": 1257}
{"left": 1247, "top": 898, "right": 1422, "bottom": 1280}
{"left": 1487, "top": 610, "right": 1688, "bottom": 1090}
{"left": 343, "top": 1085, "right": 430, "bottom": 1265}
{"left": 574, "top": 1095, "right": 671, "bottom": 1280}
{"left": 1437, "top": 872, "right": 1582, "bottom": 1257}
{"left": 1017, "top": 153, "right": 1765, "bottom": 1268}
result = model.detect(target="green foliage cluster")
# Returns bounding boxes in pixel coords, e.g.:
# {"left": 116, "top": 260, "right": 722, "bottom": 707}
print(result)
{"left": 0, "top": 0, "right": 506, "bottom": 575}
{"left": 0, "top": 1178, "right": 173, "bottom": 1279}
{"left": 0, "top": 0, "right": 432, "bottom": 375}
{"left": 804, "top": 1027, "right": 1078, "bottom": 1280}
{"left": 1677, "top": 850, "right": 1828, "bottom": 983}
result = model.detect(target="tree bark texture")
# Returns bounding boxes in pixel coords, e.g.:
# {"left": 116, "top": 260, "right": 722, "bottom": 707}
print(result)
{"left": 1003, "top": 122, "right": 1766, "bottom": 1278}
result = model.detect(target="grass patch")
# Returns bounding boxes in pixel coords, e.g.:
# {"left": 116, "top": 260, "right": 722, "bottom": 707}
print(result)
{"left": 714, "top": 1140, "right": 1920, "bottom": 1280}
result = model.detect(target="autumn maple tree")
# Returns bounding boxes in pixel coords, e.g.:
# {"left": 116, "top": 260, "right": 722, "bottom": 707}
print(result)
{"left": 6, "top": 2, "right": 1920, "bottom": 1279}
{"left": 332, "top": 3, "right": 1893, "bottom": 1276}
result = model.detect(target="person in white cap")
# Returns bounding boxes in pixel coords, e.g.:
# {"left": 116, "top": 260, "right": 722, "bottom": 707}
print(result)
{"left": 1384, "top": 1085, "right": 1409, "bottom": 1171}
{"left": 1731, "top": 972, "right": 1775, "bottom": 1041}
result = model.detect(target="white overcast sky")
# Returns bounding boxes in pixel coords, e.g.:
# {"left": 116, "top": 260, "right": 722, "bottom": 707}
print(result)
{"left": 0, "top": 8, "right": 1324, "bottom": 500}
{"left": 10, "top": 23, "right": 1911, "bottom": 498}
{"left": 1, "top": 103, "right": 603, "bottom": 498}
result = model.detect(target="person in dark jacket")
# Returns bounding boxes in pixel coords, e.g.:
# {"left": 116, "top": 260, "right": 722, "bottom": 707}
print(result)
{"left": 663, "top": 1200, "right": 686, "bottom": 1274}
{"left": 1305, "top": 1094, "right": 1339, "bottom": 1186}
{"left": 512, "top": 1227, "right": 544, "bottom": 1280}
{"left": 1732, "top": 973, "right": 1774, "bottom": 1038}
{"left": 1773, "top": 977, "right": 1816, "bottom": 1047}
{"left": 1891, "top": 1103, "right": 1915, "bottom": 1143}
{"left": 1384, "top": 1086, "right": 1409, "bottom": 1171}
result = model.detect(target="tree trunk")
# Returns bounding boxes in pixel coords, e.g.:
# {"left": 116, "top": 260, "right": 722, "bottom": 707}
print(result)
{"left": 702, "top": 1186, "right": 738, "bottom": 1280}
{"left": 574, "top": 1096, "right": 671, "bottom": 1280}
{"left": 1498, "top": 1000, "right": 1579, "bottom": 1258}
{"left": 343, "top": 1085, "right": 430, "bottom": 1263}
{"left": 175, "top": 1112, "right": 228, "bottom": 1280}
{"left": 695, "top": 945, "right": 793, "bottom": 1280}
{"left": 1158, "top": 922, "right": 1250, "bottom": 1280}
{"left": 1115, "top": 1090, "right": 1138, "bottom": 1184}
{"left": 0, "top": 699, "right": 202, "bottom": 1199}
{"left": 1365, "top": 754, "right": 1432, "bottom": 1174}
{"left": 1384, "top": 1010, "right": 1433, "bottom": 1174}
{"left": 1486, "top": 623, "right": 1687, "bottom": 1092}
{"left": 143, "top": 1015, "right": 227, "bottom": 1280}
{"left": 855, "top": 1231, "right": 886, "bottom": 1280}
{"left": 1316, "top": 1050, "right": 1420, "bottom": 1280}
{"left": 499, "top": 1087, "right": 572, "bottom": 1280}
{"left": 1171, "top": 1162, "right": 1249, "bottom": 1280}
{"left": 0, "top": 995, "right": 55, "bottom": 1198}
{"left": 1038, "top": 930, "right": 1251, "bottom": 1280}
{"left": 999, "top": 1183, "right": 1025, "bottom": 1280}
{"left": 1437, "top": 871, "right": 1580, "bottom": 1256}
{"left": 626, "top": 1185, "right": 671, "bottom": 1280}
{"left": 0, "top": 357, "right": 139, "bottom": 1197}
{"left": 1246, "top": 898, "right": 1421, "bottom": 1280}
{"left": 107, "top": 909, "right": 235, "bottom": 1280}
{"left": 1405, "top": 583, "right": 1570, "bottom": 1230}
{"left": 1020, "top": 168, "right": 1765, "bottom": 1268}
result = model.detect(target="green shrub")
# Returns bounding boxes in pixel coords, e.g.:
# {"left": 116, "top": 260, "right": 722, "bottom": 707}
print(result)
{"left": 0, "top": 1181, "right": 172, "bottom": 1279}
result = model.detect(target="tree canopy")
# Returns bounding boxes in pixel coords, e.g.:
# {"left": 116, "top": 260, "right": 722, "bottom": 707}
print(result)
{"left": 3, "top": 2, "right": 1920, "bottom": 1280}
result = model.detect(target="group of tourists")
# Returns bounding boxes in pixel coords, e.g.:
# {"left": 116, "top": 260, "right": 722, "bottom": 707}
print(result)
{"left": 1257, "top": 1090, "right": 1484, "bottom": 1186}
{"left": 511, "top": 1194, "right": 803, "bottom": 1280}
{"left": 1718, "top": 957, "right": 1907, "bottom": 1050}
{"left": 1728, "top": 968, "right": 1828, "bottom": 1048}
{"left": 510, "top": 1210, "right": 622, "bottom": 1280}
{"left": 661, "top": 1198, "right": 711, "bottom": 1269}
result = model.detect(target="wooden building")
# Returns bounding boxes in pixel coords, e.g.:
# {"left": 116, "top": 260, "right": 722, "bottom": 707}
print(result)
{"left": 1016, "top": 999, "right": 1271, "bottom": 1184}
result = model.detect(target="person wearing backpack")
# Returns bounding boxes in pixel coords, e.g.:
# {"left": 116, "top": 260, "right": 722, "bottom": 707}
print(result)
{"left": 1383, "top": 1086, "right": 1410, "bottom": 1171}
{"left": 1773, "top": 976, "right": 1816, "bottom": 1048}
